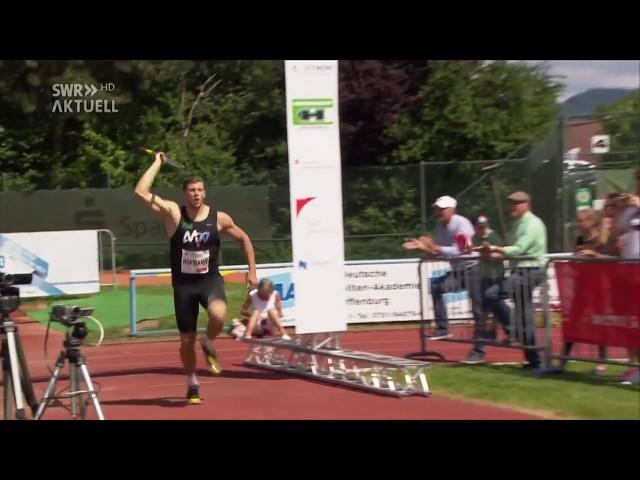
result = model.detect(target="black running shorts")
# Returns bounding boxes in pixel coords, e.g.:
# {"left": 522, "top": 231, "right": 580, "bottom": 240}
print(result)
{"left": 172, "top": 275, "right": 226, "bottom": 333}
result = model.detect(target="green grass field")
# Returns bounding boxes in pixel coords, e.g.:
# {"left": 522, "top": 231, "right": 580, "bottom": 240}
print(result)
{"left": 429, "top": 362, "right": 639, "bottom": 420}
{"left": 360, "top": 362, "right": 638, "bottom": 420}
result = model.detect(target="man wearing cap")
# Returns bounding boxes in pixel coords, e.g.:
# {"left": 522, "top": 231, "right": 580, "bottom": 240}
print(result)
{"left": 475, "top": 191, "right": 548, "bottom": 369}
{"left": 402, "top": 195, "right": 482, "bottom": 340}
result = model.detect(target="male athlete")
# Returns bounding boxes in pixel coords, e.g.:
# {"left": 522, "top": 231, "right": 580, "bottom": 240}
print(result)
{"left": 135, "top": 152, "right": 257, "bottom": 404}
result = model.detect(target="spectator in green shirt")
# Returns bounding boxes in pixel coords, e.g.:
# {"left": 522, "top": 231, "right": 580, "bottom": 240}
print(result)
{"left": 475, "top": 192, "right": 548, "bottom": 370}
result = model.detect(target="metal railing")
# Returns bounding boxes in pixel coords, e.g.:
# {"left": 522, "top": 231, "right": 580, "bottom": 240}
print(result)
{"left": 407, "top": 254, "right": 553, "bottom": 368}
{"left": 96, "top": 229, "right": 117, "bottom": 290}
{"left": 407, "top": 253, "right": 640, "bottom": 372}
{"left": 548, "top": 255, "right": 640, "bottom": 370}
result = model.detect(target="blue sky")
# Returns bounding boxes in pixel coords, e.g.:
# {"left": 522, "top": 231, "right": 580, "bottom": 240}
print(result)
{"left": 525, "top": 60, "right": 639, "bottom": 101}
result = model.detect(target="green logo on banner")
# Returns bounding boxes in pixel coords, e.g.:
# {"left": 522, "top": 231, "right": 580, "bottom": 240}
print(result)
{"left": 576, "top": 187, "right": 592, "bottom": 210}
{"left": 292, "top": 98, "right": 333, "bottom": 126}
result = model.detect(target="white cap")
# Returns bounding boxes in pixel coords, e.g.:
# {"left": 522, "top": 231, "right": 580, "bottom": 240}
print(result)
{"left": 433, "top": 195, "right": 457, "bottom": 209}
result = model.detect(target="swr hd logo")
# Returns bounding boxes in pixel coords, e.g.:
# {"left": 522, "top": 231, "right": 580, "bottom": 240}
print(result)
{"left": 51, "top": 83, "right": 118, "bottom": 113}
{"left": 292, "top": 98, "right": 333, "bottom": 126}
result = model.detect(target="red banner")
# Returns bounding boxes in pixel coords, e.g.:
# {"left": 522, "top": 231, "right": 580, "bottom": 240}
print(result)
{"left": 554, "top": 261, "right": 640, "bottom": 349}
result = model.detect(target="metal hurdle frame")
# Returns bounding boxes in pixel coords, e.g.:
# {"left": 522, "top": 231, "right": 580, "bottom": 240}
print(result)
{"left": 242, "top": 333, "right": 430, "bottom": 397}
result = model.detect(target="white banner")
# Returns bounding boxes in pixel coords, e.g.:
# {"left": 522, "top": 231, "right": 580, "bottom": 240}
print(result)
{"left": 285, "top": 60, "right": 347, "bottom": 334}
{"left": 254, "top": 259, "right": 560, "bottom": 326}
{"left": 0, "top": 230, "right": 100, "bottom": 297}
{"left": 344, "top": 262, "right": 421, "bottom": 323}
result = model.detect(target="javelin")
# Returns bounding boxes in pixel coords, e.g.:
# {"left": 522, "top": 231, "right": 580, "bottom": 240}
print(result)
{"left": 139, "top": 147, "right": 185, "bottom": 169}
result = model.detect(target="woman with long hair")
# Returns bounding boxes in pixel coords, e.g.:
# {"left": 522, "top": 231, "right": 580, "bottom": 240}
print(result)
{"left": 562, "top": 207, "right": 610, "bottom": 375}
{"left": 575, "top": 207, "right": 609, "bottom": 257}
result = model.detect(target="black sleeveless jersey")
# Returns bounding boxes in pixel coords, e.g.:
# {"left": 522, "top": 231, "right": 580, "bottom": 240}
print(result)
{"left": 170, "top": 206, "right": 220, "bottom": 283}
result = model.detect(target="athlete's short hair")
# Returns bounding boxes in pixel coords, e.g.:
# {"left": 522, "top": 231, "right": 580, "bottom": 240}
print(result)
{"left": 183, "top": 176, "right": 205, "bottom": 191}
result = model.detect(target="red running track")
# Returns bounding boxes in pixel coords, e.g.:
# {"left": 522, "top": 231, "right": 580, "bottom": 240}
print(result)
{"left": 3, "top": 316, "right": 623, "bottom": 420}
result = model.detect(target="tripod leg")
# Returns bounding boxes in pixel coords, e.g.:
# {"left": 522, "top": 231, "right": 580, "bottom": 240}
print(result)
{"left": 74, "top": 364, "right": 88, "bottom": 420}
{"left": 6, "top": 330, "right": 26, "bottom": 419}
{"left": 34, "top": 353, "right": 66, "bottom": 420}
{"left": 70, "top": 364, "right": 87, "bottom": 419}
{"left": 3, "top": 374, "right": 14, "bottom": 419}
{"left": 15, "top": 329, "right": 39, "bottom": 414}
{"left": 78, "top": 363, "right": 104, "bottom": 420}
{"left": 79, "top": 383, "right": 88, "bottom": 420}
{"left": 70, "top": 364, "right": 79, "bottom": 418}
{"left": 76, "top": 364, "right": 88, "bottom": 420}
{"left": 2, "top": 337, "right": 15, "bottom": 420}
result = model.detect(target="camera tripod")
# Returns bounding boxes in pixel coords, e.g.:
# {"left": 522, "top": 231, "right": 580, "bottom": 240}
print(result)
{"left": 0, "top": 310, "right": 39, "bottom": 420}
{"left": 34, "top": 324, "right": 104, "bottom": 420}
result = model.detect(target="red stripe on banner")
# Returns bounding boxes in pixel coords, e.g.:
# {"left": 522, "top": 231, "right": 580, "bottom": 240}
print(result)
{"left": 555, "top": 261, "right": 640, "bottom": 349}
{"left": 295, "top": 197, "right": 316, "bottom": 217}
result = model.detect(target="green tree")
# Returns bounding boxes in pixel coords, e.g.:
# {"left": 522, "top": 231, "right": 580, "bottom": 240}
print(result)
{"left": 0, "top": 60, "right": 566, "bottom": 258}
{"left": 343, "top": 60, "right": 562, "bottom": 237}
{"left": 388, "top": 60, "right": 562, "bottom": 164}
{"left": 338, "top": 60, "right": 431, "bottom": 167}
{"left": 0, "top": 60, "right": 288, "bottom": 191}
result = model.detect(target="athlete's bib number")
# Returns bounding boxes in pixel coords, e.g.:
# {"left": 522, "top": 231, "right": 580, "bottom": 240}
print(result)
{"left": 181, "top": 249, "right": 210, "bottom": 274}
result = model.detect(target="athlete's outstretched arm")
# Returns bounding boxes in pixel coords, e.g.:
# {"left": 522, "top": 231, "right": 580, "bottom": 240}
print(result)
{"left": 218, "top": 211, "right": 257, "bottom": 289}
{"left": 134, "top": 152, "right": 179, "bottom": 218}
